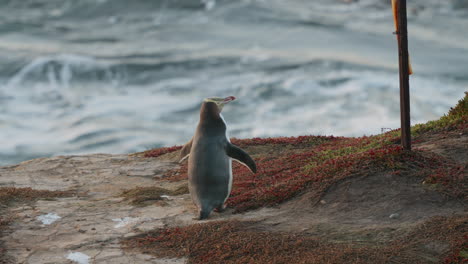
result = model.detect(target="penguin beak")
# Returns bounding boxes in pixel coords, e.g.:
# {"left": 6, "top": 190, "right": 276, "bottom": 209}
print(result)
{"left": 203, "top": 96, "right": 236, "bottom": 112}
{"left": 223, "top": 96, "right": 236, "bottom": 104}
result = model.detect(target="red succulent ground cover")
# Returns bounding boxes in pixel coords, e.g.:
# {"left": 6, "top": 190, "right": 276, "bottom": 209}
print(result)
{"left": 0, "top": 187, "right": 73, "bottom": 206}
{"left": 142, "top": 145, "right": 182, "bottom": 158}
{"left": 145, "top": 132, "right": 466, "bottom": 213}
{"left": 0, "top": 216, "right": 10, "bottom": 264}
{"left": 122, "top": 215, "right": 467, "bottom": 264}
{"left": 230, "top": 135, "right": 337, "bottom": 147}
{"left": 228, "top": 135, "right": 402, "bottom": 212}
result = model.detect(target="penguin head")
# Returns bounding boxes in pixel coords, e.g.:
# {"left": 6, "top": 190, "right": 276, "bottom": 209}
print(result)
{"left": 203, "top": 96, "right": 236, "bottom": 112}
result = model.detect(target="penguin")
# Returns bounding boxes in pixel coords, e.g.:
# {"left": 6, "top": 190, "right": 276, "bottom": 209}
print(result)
{"left": 179, "top": 96, "right": 257, "bottom": 220}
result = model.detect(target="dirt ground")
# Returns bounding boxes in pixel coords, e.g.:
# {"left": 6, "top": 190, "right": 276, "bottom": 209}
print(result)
{"left": 254, "top": 131, "right": 466, "bottom": 240}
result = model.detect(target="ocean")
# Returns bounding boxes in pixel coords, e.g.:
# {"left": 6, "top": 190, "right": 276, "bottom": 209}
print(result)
{"left": 0, "top": 0, "right": 467, "bottom": 165}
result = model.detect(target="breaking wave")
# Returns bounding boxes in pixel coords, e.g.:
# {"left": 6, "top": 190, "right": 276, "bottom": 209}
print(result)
{"left": 0, "top": 0, "right": 466, "bottom": 165}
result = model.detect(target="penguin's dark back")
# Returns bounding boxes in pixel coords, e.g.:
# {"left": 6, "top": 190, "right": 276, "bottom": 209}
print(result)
{"left": 188, "top": 102, "right": 230, "bottom": 204}
{"left": 197, "top": 102, "right": 226, "bottom": 137}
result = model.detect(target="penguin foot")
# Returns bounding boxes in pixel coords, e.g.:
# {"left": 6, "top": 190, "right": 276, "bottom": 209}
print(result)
{"left": 197, "top": 210, "right": 211, "bottom": 220}
{"left": 214, "top": 204, "right": 226, "bottom": 213}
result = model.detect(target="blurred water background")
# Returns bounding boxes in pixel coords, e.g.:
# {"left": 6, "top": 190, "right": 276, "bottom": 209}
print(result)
{"left": 0, "top": 0, "right": 467, "bottom": 165}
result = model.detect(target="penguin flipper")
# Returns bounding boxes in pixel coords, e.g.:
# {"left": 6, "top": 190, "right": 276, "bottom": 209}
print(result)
{"left": 226, "top": 143, "right": 257, "bottom": 173}
{"left": 179, "top": 138, "right": 193, "bottom": 163}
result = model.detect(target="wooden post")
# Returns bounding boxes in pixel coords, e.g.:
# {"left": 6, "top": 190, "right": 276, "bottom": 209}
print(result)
{"left": 393, "top": 0, "right": 412, "bottom": 150}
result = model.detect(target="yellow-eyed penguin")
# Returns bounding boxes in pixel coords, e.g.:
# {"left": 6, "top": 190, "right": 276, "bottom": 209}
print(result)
{"left": 179, "top": 96, "right": 257, "bottom": 220}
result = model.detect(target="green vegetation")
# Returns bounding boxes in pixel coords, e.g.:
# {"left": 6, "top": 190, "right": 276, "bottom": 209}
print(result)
{"left": 0, "top": 187, "right": 72, "bottom": 208}
{"left": 120, "top": 184, "right": 189, "bottom": 207}
{"left": 412, "top": 92, "right": 467, "bottom": 136}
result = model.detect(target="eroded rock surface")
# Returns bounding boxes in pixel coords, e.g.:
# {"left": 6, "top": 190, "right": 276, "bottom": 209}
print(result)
{"left": 0, "top": 154, "right": 192, "bottom": 264}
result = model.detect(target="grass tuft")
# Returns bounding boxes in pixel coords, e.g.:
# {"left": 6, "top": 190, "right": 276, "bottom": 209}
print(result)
{"left": 412, "top": 92, "right": 467, "bottom": 136}
{"left": 120, "top": 184, "right": 189, "bottom": 207}
{"left": 0, "top": 187, "right": 73, "bottom": 208}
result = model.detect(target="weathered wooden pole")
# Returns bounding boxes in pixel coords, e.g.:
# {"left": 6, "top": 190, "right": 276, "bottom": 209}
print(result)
{"left": 392, "top": 0, "right": 412, "bottom": 150}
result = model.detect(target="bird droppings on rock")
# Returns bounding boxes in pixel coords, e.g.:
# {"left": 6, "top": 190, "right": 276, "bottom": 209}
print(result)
{"left": 37, "top": 213, "right": 61, "bottom": 225}
{"left": 66, "top": 252, "right": 90, "bottom": 264}
{"left": 112, "top": 217, "right": 139, "bottom": 228}
{"left": 389, "top": 213, "right": 400, "bottom": 219}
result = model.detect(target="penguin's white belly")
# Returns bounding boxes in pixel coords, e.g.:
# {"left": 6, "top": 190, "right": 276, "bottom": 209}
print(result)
{"left": 224, "top": 158, "right": 233, "bottom": 203}
{"left": 220, "top": 113, "right": 233, "bottom": 203}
